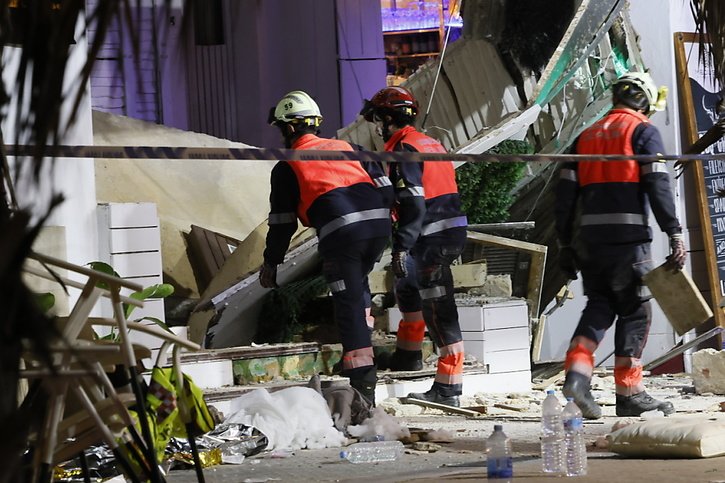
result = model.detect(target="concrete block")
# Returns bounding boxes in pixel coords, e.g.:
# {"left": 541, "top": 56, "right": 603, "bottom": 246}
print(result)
{"left": 692, "top": 349, "right": 725, "bottom": 394}
{"left": 370, "top": 263, "right": 487, "bottom": 295}
{"left": 451, "top": 263, "right": 487, "bottom": 288}
{"left": 369, "top": 270, "right": 393, "bottom": 294}
{"left": 469, "top": 274, "right": 512, "bottom": 297}
{"left": 458, "top": 299, "right": 528, "bottom": 332}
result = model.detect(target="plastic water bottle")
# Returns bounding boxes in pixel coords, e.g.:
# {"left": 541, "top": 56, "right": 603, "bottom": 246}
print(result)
{"left": 563, "top": 397, "right": 587, "bottom": 476}
{"left": 339, "top": 440, "right": 404, "bottom": 463}
{"left": 486, "top": 425, "right": 513, "bottom": 480}
{"left": 541, "top": 390, "right": 565, "bottom": 474}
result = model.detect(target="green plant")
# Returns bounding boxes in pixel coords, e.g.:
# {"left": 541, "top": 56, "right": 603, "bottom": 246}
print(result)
{"left": 456, "top": 140, "right": 532, "bottom": 224}
{"left": 32, "top": 292, "right": 55, "bottom": 313}
{"left": 87, "top": 261, "right": 175, "bottom": 341}
{"left": 256, "top": 275, "right": 330, "bottom": 343}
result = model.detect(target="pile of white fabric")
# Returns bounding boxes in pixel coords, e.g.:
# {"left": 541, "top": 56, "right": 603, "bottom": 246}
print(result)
{"left": 225, "top": 387, "right": 347, "bottom": 450}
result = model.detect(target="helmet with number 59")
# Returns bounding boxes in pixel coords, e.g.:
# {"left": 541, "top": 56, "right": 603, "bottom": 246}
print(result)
{"left": 268, "top": 90, "right": 323, "bottom": 127}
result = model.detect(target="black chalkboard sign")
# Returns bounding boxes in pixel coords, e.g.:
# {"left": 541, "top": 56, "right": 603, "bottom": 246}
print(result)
{"left": 675, "top": 32, "right": 725, "bottom": 342}
{"left": 693, "top": 80, "right": 725, "bottom": 297}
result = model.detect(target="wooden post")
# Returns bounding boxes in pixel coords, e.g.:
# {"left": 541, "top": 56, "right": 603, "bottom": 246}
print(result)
{"left": 674, "top": 32, "right": 725, "bottom": 347}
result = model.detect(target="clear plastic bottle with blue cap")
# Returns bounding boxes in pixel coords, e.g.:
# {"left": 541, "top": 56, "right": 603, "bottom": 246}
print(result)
{"left": 541, "top": 389, "right": 565, "bottom": 474}
{"left": 486, "top": 424, "right": 513, "bottom": 480}
{"left": 563, "top": 397, "right": 587, "bottom": 476}
{"left": 339, "top": 440, "right": 404, "bottom": 463}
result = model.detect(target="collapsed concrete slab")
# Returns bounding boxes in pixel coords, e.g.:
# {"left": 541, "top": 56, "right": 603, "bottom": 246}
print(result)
{"left": 189, "top": 227, "right": 320, "bottom": 348}
{"left": 92, "top": 110, "right": 275, "bottom": 298}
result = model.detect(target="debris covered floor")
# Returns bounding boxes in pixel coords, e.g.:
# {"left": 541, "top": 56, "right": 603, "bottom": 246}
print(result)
{"left": 167, "top": 374, "right": 725, "bottom": 482}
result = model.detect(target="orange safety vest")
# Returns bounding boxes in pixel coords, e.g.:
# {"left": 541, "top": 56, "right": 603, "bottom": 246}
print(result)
{"left": 576, "top": 109, "right": 649, "bottom": 186}
{"left": 288, "top": 134, "right": 374, "bottom": 227}
{"left": 385, "top": 126, "right": 458, "bottom": 198}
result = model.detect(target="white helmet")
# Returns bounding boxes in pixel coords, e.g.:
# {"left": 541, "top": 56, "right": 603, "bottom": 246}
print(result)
{"left": 613, "top": 72, "right": 667, "bottom": 114}
{"left": 269, "top": 90, "right": 323, "bottom": 126}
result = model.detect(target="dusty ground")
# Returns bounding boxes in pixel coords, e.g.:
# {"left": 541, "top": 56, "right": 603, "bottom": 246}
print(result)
{"left": 167, "top": 374, "right": 725, "bottom": 482}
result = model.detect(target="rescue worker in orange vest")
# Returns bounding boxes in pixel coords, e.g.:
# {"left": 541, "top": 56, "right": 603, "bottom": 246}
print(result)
{"left": 555, "top": 72, "right": 686, "bottom": 419}
{"left": 260, "top": 91, "right": 391, "bottom": 405}
{"left": 361, "top": 86, "right": 468, "bottom": 407}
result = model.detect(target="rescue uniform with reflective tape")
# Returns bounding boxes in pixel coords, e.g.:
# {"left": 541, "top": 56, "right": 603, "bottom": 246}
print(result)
{"left": 264, "top": 134, "right": 391, "bottom": 386}
{"left": 555, "top": 108, "right": 682, "bottom": 394}
{"left": 387, "top": 125, "right": 467, "bottom": 396}
{"left": 359, "top": 154, "right": 394, "bottom": 329}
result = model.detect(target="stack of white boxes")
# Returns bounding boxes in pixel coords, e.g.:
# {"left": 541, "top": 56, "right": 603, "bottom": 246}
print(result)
{"left": 386, "top": 298, "right": 531, "bottom": 375}
{"left": 97, "top": 202, "right": 174, "bottom": 362}
{"left": 458, "top": 299, "right": 531, "bottom": 376}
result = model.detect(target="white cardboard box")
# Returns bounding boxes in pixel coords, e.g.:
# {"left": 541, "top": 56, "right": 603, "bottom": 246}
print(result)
{"left": 458, "top": 299, "right": 528, "bottom": 331}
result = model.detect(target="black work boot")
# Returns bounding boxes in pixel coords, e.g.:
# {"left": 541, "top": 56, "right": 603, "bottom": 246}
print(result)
{"left": 616, "top": 391, "right": 675, "bottom": 417}
{"left": 378, "top": 349, "right": 423, "bottom": 371}
{"left": 350, "top": 378, "right": 377, "bottom": 407}
{"left": 562, "top": 371, "right": 602, "bottom": 420}
{"left": 406, "top": 387, "right": 460, "bottom": 407}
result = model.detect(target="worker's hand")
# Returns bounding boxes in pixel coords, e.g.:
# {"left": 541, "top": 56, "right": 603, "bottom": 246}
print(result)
{"left": 391, "top": 250, "right": 408, "bottom": 278}
{"left": 665, "top": 234, "right": 687, "bottom": 271}
{"left": 558, "top": 245, "right": 578, "bottom": 280}
{"left": 259, "top": 263, "right": 279, "bottom": 288}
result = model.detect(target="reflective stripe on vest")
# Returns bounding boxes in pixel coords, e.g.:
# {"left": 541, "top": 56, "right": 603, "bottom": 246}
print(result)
{"left": 385, "top": 126, "right": 458, "bottom": 199}
{"left": 576, "top": 109, "right": 649, "bottom": 186}
{"left": 580, "top": 213, "right": 647, "bottom": 226}
{"left": 318, "top": 207, "right": 390, "bottom": 241}
{"left": 421, "top": 215, "right": 468, "bottom": 236}
{"left": 288, "top": 134, "right": 374, "bottom": 226}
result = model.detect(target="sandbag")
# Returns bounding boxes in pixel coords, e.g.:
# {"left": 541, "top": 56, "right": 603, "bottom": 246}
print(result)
{"left": 607, "top": 417, "right": 725, "bottom": 458}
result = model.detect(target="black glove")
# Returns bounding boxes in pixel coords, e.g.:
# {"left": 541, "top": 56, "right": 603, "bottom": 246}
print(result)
{"left": 391, "top": 250, "right": 408, "bottom": 278}
{"left": 665, "top": 234, "right": 686, "bottom": 271}
{"left": 259, "top": 263, "right": 278, "bottom": 288}
{"left": 558, "top": 245, "right": 578, "bottom": 280}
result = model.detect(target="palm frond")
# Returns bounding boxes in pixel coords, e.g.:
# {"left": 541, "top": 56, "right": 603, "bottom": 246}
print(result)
{"left": 690, "top": 0, "right": 725, "bottom": 87}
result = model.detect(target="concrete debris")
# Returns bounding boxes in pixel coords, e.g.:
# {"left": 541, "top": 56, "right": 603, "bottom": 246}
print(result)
{"left": 411, "top": 441, "right": 442, "bottom": 452}
{"left": 692, "top": 349, "right": 725, "bottom": 395}
{"left": 467, "top": 274, "right": 512, "bottom": 297}
{"left": 420, "top": 429, "right": 455, "bottom": 442}
{"left": 379, "top": 398, "right": 426, "bottom": 417}
{"left": 493, "top": 402, "right": 530, "bottom": 412}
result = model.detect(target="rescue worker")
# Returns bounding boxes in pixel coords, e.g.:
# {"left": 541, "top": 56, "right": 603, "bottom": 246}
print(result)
{"left": 555, "top": 72, "right": 686, "bottom": 419}
{"left": 360, "top": 86, "right": 468, "bottom": 407}
{"left": 260, "top": 90, "right": 391, "bottom": 405}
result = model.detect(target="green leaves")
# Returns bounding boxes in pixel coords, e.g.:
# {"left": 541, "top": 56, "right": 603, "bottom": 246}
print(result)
{"left": 86, "top": 261, "right": 120, "bottom": 290}
{"left": 86, "top": 261, "right": 175, "bottom": 322}
{"left": 125, "top": 283, "right": 175, "bottom": 319}
{"left": 456, "top": 140, "right": 531, "bottom": 224}
{"left": 34, "top": 292, "right": 56, "bottom": 313}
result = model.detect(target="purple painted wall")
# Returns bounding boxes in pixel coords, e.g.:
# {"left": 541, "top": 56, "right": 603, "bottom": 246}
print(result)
{"left": 336, "top": 0, "right": 387, "bottom": 126}
{"left": 87, "top": 1, "right": 188, "bottom": 130}
{"left": 89, "top": 0, "right": 386, "bottom": 146}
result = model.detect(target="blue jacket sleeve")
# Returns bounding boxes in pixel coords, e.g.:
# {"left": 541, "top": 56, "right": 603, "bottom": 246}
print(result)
{"left": 554, "top": 161, "right": 580, "bottom": 245}
{"left": 633, "top": 123, "right": 682, "bottom": 236}
{"left": 391, "top": 142, "right": 426, "bottom": 251}
{"left": 263, "top": 162, "right": 300, "bottom": 265}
